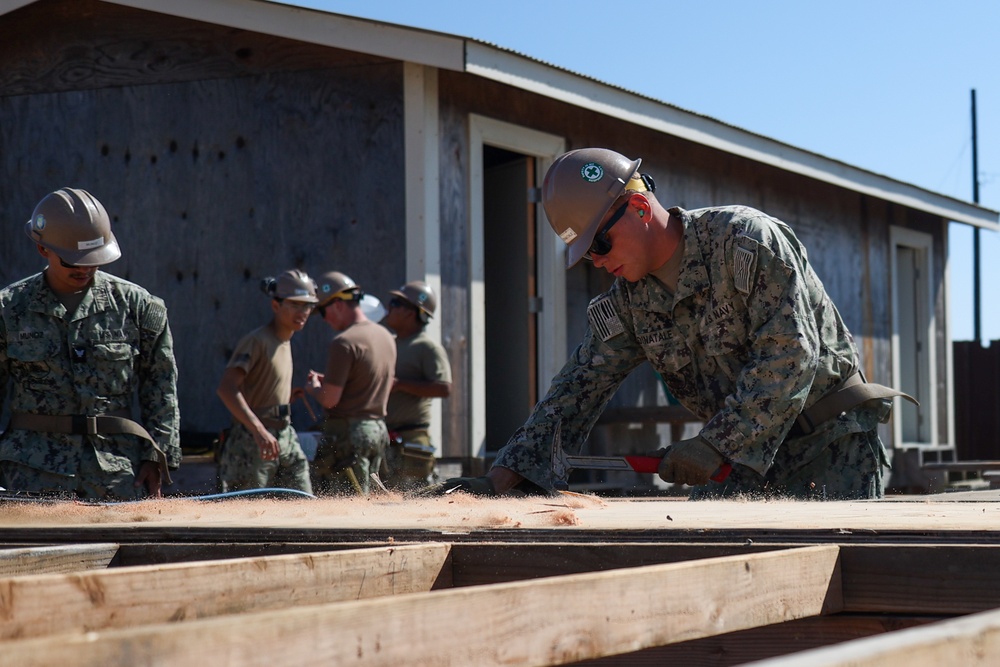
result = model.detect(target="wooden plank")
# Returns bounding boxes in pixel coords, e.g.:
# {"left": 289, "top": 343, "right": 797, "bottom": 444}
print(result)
{"left": 449, "top": 542, "right": 787, "bottom": 587}
{"left": 745, "top": 607, "right": 1000, "bottom": 667}
{"left": 0, "top": 544, "right": 118, "bottom": 576}
{"left": 840, "top": 545, "right": 1000, "bottom": 614}
{"left": 0, "top": 543, "right": 450, "bottom": 640}
{"left": 572, "top": 614, "right": 941, "bottom": 667}
{"left": 0, "top": 545, "right": 842, "bottom": 666}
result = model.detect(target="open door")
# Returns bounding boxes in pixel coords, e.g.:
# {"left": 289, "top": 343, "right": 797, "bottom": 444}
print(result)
{"left": 483, "top": 150, "right": 537, "bottom": 452}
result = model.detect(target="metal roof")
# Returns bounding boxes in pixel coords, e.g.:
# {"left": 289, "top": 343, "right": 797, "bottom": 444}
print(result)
{"left": 4, "top": 0, "right": 996, "bottom": 229}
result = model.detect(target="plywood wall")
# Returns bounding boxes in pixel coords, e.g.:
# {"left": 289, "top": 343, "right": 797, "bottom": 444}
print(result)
{"left": 0, "top": 0, "right": 407, "bottom": 433}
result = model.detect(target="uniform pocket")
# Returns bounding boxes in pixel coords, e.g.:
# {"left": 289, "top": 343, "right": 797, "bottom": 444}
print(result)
{"left": 89, "top": 342, "right": 138, "bottom": 395}
{"left": 7, "top": 339, "right": 60, "bottom": 390}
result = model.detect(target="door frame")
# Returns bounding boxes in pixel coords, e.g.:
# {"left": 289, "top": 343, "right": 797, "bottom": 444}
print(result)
{"left": 889, "top": 225, "right": 938, "bottom": 448}
{"left": 468, "top": 115, "right": 565, "bottom": 457}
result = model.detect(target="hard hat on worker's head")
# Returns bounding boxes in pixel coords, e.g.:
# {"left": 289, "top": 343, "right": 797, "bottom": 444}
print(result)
{"left": 315, "top": 271, "right": 362, "bottom": 308}
{"left": 261, "top": 269, "right": 319, "bottom": 303}
{"left": 25, "top": 188, "right": 121, "bottom": 266}
{"left": 389, "top": 281, "right": 437, "bottom": 323}
{"left": 542, "top": 148, "right": 652, "bottom": 269}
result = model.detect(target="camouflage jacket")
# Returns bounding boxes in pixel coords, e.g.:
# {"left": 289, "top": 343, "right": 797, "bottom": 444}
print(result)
{"left": 494, "top": 205, "right": 885, "bottom": 490}
{"left": 0, "top": 270, "right": 181, "bottom": 475}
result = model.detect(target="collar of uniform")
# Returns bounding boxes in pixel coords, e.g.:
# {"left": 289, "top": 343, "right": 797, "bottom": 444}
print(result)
{"left": 68, "top": 270, "right": 115, "bottom": 322}
{"left": 665, "top": 206, "right": 710, "bottom": 304}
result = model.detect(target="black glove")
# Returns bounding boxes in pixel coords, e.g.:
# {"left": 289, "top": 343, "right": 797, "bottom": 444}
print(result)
{"left": 658, "top": 436, "right": 725, "bottom": 486}
{"left": 417, "top": 476, "right": 497, "bottom": 497}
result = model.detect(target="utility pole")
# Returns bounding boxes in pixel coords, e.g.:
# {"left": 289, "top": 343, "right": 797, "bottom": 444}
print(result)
{"left": 972, "top": 89, "right": 981, "bottom": 345}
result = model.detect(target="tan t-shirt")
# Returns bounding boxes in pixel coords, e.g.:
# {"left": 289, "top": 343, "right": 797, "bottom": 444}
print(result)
{"left": 226, "top": 324, "right": 293, "bottom": 411}
{"left": 323, "top": 319, "right": 396, "bottom": 420}
{"left": 386, "top": 329, "right": 452, "bottom": 429}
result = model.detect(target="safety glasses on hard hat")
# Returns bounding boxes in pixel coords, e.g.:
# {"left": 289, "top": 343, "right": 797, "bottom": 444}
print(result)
{"left": 584, "top": 199, "right": 630, "bottom": 260}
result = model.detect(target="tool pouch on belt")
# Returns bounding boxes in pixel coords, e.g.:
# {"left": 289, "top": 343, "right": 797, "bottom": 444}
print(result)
{"left": 10, "top": 411, "right": 173, "bottom": 485}
{"left": 787, "top": 372, "right": 918, "bottom": 439}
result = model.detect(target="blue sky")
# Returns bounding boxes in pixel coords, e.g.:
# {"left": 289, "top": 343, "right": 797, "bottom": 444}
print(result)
{"left": 281, "top": 0, "right": 999, "bottom": 343}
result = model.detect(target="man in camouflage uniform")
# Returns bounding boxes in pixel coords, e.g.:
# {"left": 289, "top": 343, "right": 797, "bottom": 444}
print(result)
{"left": 380, "top": 281, "right": 452, "bottom": 490}
{"left": 216, "top": 269, "right": 317, "bottom": 494}
{"left": 439, "top": 148, "right": 908, "bottom": 500}
{"left": 0, "top": 188, "right": 179, "bottom": 499}
{"left": 305, "top": 271, "right": 396, "bottom": 495}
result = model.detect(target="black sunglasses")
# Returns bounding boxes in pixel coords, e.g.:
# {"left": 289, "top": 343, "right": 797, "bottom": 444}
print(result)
{"left": 58, "top": 256, "right": 80, "bottom": 269}
{"left": 585, "top": 200, "right": 630, "bottom": 260}
{"left": 389, "top": 297, "right": 417, "bottom": 311}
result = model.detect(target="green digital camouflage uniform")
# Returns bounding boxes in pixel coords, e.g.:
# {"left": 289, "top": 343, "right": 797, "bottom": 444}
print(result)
{"left": 312, "top": 417, "right": 388, "bottom": 495}
{"left": 217, "top": 422, "right": 312, "bottom": 493}
{"left": 493, "top": 205, "right": 891, "bottom": 500}
{"left": 0, "top": 271, "right": 180, "bottom": 499}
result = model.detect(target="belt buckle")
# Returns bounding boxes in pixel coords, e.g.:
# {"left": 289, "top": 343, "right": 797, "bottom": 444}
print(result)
{"left": 71, "top": 415, "right": 99, "bottom": 435}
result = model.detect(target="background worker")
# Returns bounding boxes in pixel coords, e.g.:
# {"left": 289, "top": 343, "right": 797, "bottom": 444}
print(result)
{"left": 380, "top": 281, "right": 452, "bottom": 490}
{"left": 215, "top": 270, "right": 317, "bottom": 494}
{"left": 305, "top": 271, "right": 395, "bottom": 495}
{"left": 0, "top": 188, "right": 179, "bottom": 499}
{"left": 438, "top": 147, "right": 911, "bottom": 500}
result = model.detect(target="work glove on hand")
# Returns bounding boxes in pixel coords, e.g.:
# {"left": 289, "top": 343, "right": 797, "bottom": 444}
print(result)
{"left": 658, "top": 436, "right": 725, "bottom": 486}
{"left": 417, "top": 476, "right": 496, "bottom": 497}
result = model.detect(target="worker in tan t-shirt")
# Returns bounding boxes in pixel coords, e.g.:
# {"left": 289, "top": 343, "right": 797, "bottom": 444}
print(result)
{"left": 216, "top": 270, "right": 317, "bottom": 494}
{"left": 305, "top": 271, "right": 396, "bottom": 495}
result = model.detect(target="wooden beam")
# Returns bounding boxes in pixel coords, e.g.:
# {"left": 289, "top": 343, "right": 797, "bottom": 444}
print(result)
{"left": 0, "top": 545, "right": 842, "bottom": 666}
{"left": 572, "top": 614, "right": 941, "bottom": 667}
{"left": 746, "top": 607, "right": 1000, "bottom": 667}
{"left": 840, "top": 545, "right": 1000, "bottom": 614}
{"left": 0, "top": 544, "right": 118, "bottom": 576}
{"left": 0, "top": 543, "right": 450, "bottom": 640}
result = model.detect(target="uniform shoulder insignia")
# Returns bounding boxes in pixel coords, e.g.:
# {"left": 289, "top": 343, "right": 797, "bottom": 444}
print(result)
{"left": 733, "top": 240, "right": 758, "bottom": 295}
{"left": 140, "top": 298, "right": 168, "bottom": 334}
{"left": 587, "top": 292, "right": 625, "bottom": 342}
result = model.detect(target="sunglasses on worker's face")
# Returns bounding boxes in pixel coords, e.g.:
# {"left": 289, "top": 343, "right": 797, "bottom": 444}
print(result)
{"left": 585, "top": 199, "right": 630, "bottom": 260}
{"left": 57, "top": 256, "right": 81, "bottom": 269}
{"left": 389, "top": 297, "right": 417, "bottom": 312}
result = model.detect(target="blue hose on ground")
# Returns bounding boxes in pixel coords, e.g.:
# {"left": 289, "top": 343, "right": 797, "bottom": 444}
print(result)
{"left": 0, "top": 487, "right": 317, "bottom": 504}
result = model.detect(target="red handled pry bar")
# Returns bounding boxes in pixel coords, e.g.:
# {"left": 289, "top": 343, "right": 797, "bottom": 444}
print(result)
{"left": 550, "top": 421, "right": 732, "bottom": 488}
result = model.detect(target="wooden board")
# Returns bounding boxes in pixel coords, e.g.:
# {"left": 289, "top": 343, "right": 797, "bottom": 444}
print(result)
{"left": 0, "top": 543, "right": 450, "bottom": 640}
{"left": 0, "top": 546, "right": 841, "bottom": 666}
{"left": 747, "top": 607, "right": 1000, "bottom": 667}
{"left": 0, "top": 544, "right": 118, "bottom": 576}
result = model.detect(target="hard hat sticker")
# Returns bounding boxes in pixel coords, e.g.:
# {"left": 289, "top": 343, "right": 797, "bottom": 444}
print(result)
{"left": 559, "top": 228, "right": 578, "bottom": 244}
{"left": 587, "top": 292, "right": 625, "bottom": 341}
{"left": 34, "top": 215, "right": 46, "bottom": 230}
{"left": 581, "top": 162, "right": 604, "bottom": 182}
{"left": 78, "top": 237, "right": 106, "bottom": 250}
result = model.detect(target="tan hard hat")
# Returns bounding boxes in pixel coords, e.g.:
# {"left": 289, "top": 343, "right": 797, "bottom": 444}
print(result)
{"left": 24, "top": 188, "right": 121, "bottom": 266}
{"left": 272, "top": 269, "right": 319, "bottom": 303}
{"left": 389, "top": 280, "right": 437, "bottom": 319}
{"left": 541, "top": 148, "right": 642, "bottom": 268}
{"left": 315, "top": 270, "right": 361, "bottom": 307}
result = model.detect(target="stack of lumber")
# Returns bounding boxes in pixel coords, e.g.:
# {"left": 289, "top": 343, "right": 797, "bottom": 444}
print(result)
{"left": 1, "top": 492, "right": 1000, "bottom": 665}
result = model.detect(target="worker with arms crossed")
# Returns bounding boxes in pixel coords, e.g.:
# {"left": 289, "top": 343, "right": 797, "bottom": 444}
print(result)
{"left": 306, "top": 272, "right": 396, "bottom": 495}
{"left": 216, "top": 269, "right": 317, "bottom": 494}
{"left": 436, "top": 148, "right": 912, "bottom": 500}
{"left": 380, "top": 281, "right": 452, "bottom": 490}
{"left": 0, "top": 188, "right": 179, "bottom": 499}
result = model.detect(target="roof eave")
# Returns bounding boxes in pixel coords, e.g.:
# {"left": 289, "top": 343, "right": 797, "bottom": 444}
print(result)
{"left": 465, "top": 42, "right": 999, "bottom": 231}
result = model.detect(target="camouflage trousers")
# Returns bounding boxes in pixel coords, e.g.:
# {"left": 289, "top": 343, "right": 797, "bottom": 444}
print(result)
{"left": 691, "top": 428, "right": 887, "bottom": 500}
{"left": 383, "top": 428, "right": 436, "bottom": 491}
{"left": 217, "top": 422, "right": 312, "bottom": 494}
{"left": 310, "top": 417, "right": 388, "bottom": 496}
{"left": 0, "top": 444, "right": 148, "bottom": 501}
